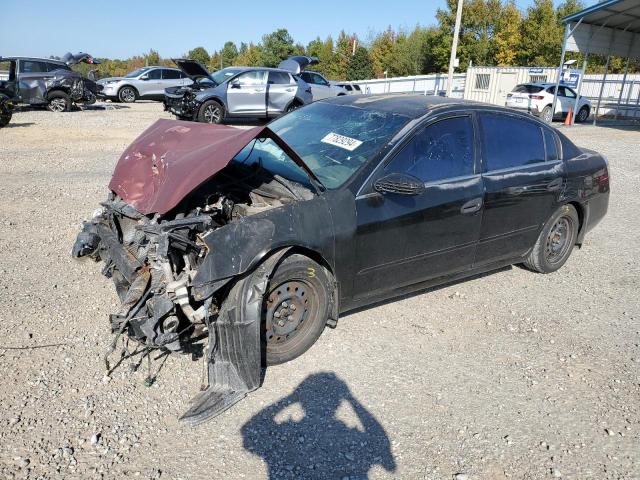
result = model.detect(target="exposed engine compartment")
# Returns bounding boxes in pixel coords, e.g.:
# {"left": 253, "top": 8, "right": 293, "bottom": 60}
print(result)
{"left": 73, "top": 162, "right": 313, "bottom": 355}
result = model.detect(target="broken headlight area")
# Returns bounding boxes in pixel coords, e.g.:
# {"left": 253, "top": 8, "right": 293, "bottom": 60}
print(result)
{"left": 73, "top": 164, "right": 313, "bottom": 424}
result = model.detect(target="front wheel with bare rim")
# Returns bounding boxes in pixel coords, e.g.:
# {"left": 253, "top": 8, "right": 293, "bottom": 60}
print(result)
{"left": 524, "top": 204, "right": 579, "bottom": 273}
{"left": 264, "top": 254, "right": 333, "bottom": 365}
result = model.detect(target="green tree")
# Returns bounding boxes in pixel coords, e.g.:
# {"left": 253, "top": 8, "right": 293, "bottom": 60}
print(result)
{"left": 519, "top": 0, "right": 562, "bottom": 65}
{"left": 494, "top": 1, "right": 523, "bottom": 66}
{"left": 261, "top": 28, "right": 296, "bottom": 66}
{"left": 187, "top": 46, "right": 210, "bottom": 66}
{"left": 145, "top": 49, "right": 161, "bottom": 66}
{"left": 370, "top": 28, "right": 395, "bottom": 77}
{"left": 220, "top": 41, "right": 239, "bottom": 68}
{"left": 346, "top": 46, "right": 374, "bottom": 80}
{"left": 233, "top": 43, "right": 264, "bottom": 66}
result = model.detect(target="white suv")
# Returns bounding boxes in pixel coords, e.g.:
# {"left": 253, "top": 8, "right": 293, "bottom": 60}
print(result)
{"left": 505, "top": 83, "right": 591, "bottom": 123}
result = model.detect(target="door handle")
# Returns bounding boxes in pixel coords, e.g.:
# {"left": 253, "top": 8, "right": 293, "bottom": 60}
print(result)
{"left": 460, "top": 197, "right": 483, "bottom": 215}
{"left": 546, "top": 178, "right": 563, "bottom": 191}
{"left": 285, "top": 88, "right": 295, "bottom": 92}
{"left": 253, "top": 88, "right": 265, "bottom": 93}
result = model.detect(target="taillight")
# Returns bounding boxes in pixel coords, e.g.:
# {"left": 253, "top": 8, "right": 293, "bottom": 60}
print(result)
{"left": 529, "top": 95, "right": 544, "bottom": 100}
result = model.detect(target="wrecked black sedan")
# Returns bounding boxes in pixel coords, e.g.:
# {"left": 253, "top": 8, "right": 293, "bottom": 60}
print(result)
{"left": 73, "top": 94, "right": 609, "bottom": 424}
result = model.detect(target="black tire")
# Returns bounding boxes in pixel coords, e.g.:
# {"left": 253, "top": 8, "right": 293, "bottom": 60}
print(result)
{"left": 285, "top": 100, "right": 302, "bottom": 113}
{"left": 263, "top": 254, "right": 332, "bottom": 365}
{"left": 47, "top": 91, "right": 71, "bottom": 112}
{"left": 197, "top": 100, "right": 225, "bottom": 124}
{"left": 541, "top": 105, "right": 553, "bottom": 123}
{"left": 0, "top": 96, "right": 11, "bottom": 128}
{"left": 524, "top": 204, "right": 579, "bottom": 273}
{"left": 576, "top": 106, "right": 590, "bottom": 123}
{"left": 118, "top": 86, "right": 137, "bottom": 103}
{"left": 0, "top": 110, "right": 10, "bottom": 128}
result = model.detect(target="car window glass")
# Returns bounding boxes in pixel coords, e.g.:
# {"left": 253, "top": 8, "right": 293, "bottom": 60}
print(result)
{"left": 313, "top": 73, "right": 327, "bottom": 85}
{"left": 546, "top": 86, "right": 556, "bottom": 94}
{"left": 268, "top": 71, "right": 291, "bottom": 85}
{"left": 562, "top": 87, "right": 576, "bottom": 98}
{"left": 513, "top": 84, "right": 544, "bottom": 94}
{"left": 46, "top": 62, "right": 67, "bottom": 72}
{"left": 21, "top": 61, "right": 48, "bottom": 73}
{"left": 480, "top": 114, "right": 545, "bottom": 170}
{"left": 146, "top": 69, "right": 162, "bottom": 80}
{"left": 384, "top": 116, "right": 475, "bottom": 183}
{"left": 163, "top": 69, "right": 181, "bottom": 80}
{"left": 236, "top": 70, "right": 266, "bottom": 86}
{"left": 543, "top": 129, "right": 559, "bottom": 161}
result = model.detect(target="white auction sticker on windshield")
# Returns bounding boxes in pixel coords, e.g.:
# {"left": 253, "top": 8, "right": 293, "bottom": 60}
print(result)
{"left": 321, "top": 132, "right": 363, "bottom": 151}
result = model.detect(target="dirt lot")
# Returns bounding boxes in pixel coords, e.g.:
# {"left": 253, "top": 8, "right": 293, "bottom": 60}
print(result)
{"left": 0, "top": 102, "right": 638, "bottom": 480}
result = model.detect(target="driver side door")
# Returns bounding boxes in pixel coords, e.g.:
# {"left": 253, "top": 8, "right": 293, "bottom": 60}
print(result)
{"left": 352, "top": 114, "right": 484, "bottom": 300}
{"left": 138, "top": 68, "right": 162, "bottom": 97}
{"left": 227, "top": 70, "right": 268, "bottom": 115}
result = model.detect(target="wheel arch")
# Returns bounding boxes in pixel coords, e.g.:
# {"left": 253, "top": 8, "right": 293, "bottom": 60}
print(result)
{"left": 567, "top": 200, "right": 588, "bottom": 245}
{"left": 45, "top": 87, "right": 71, "bottom": 99}
{"left": 118, "top": 84, "right": 139, "bottom": 96}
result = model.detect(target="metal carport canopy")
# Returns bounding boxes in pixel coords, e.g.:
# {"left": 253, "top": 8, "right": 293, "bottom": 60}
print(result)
{"left": 562, "top": 0, "right": 640, "bottom": 58}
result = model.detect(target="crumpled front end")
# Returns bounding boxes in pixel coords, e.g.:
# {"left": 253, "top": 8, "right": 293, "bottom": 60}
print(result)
{"left": 72, "top": 132, "right": 316, "bottom": 423}
{"left": 164, "top": 85, "right": 204, "bottom": 120}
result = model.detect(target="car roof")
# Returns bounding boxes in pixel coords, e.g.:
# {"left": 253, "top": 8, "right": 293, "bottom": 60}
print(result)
{"left": 318, "top": 93, "right": 549, "bottom": 122}
{"left": 227, "top": 66, "right": 294, "bottom": 74}
{"left": 0, "top": 56, "right": 66, "bottom": 64}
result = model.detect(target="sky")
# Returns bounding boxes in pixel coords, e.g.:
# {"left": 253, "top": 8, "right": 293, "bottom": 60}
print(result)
{"left": 1, "top": 0, "right": 597, "bottom": 60}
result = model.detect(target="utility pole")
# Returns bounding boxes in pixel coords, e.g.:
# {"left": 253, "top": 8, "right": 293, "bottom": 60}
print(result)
{"left": 446, "top": 0, "right": 464, "bottom": 97}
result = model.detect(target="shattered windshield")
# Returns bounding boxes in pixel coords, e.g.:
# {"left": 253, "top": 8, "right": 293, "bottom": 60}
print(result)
{"left": 232, "top": 138, "right": 313, "bottom": 189}
{"left": 126, "top": 67, "right": 151, "bottom": 78}
{"left": 268, "top": 102, "right": 411, "bottom": 189}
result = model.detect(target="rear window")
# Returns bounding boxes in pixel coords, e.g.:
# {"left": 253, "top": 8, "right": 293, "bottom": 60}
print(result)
{"left": 543, "top": 128, "right": 559, "bottom": 161}
{"left": 20, "top": 60, "right": 48, "bottom": 73}
{"left": 480, "top": 113, "right": 545, "bottom": 171}
{"left": 513, "top": 84, "right": 544, "bottom": 94}
{"left": 268, "top": 71, "right": 292, "bottom": 85}
{"left": 163, "top": 69, "right": 181, "bottom": 80}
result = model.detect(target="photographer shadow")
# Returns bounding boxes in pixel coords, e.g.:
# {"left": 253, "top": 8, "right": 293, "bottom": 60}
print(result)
{"left": 242, "top": 372, "right": 396, "bottom": 479}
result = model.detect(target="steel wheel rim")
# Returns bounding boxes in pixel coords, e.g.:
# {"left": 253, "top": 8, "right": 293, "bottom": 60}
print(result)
{"left": 204, "top": 105, "right": 221, "bottom": 123}
{"left": 121, "top": 88, "right": 135, "bottom": 102}
{"left": 578, "top": 109, "right": 588, "bottom": 121}
{"left": 545, "top": 216, "right": 573, "bottom": 264}
{"left": 49, "top": 98, "right": 66, "bottom": 112}
{"left": 543, "top": 109, "right": 553, "bottom": 123}
{"left": 265, "top": 280, "right": 317, "bottom": 346}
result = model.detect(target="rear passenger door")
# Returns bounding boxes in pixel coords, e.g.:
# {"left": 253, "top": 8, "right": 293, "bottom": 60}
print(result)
{"left": 267, "top": 71, "right": 296, "bottom": 115}
{"left": 476, "top": 112, "right": 565, "bottom": 265}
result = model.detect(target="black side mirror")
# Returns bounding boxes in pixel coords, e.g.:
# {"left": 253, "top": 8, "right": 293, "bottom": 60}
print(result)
{"left": 374, "top": 173, "right": 426, "bottom": 196}
{"left": 230, "top": 81, "right": 240, "bottom": 89}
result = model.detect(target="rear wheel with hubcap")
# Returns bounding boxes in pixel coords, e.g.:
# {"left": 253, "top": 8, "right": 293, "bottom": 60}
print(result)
{"left": 47, "top": 91, "right": 71, "bottom": 112}
{"left": 541, "top": 105, "right": 553, "bottom": 123}
{"left": 576, "top": 106, "right": 590, "bottom": 123}
{"left": 264, "top": 254, "right": 332, "bottom": 365}
{"left": 524, "top": 204, "right": 579, "bottom": 273}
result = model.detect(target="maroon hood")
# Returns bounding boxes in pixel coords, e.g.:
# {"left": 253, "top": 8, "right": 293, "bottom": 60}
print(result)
{"left": 109, "top": 119, "right": 265, "bottom": 215}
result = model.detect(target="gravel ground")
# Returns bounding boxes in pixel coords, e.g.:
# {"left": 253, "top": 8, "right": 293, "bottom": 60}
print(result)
{"left": 0, "top": 102, "right": 638, "bottom": 480}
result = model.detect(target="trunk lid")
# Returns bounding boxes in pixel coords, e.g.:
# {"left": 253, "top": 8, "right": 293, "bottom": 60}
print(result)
{"left": 277, "top": 56, "right": 319, "bottom": 75}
